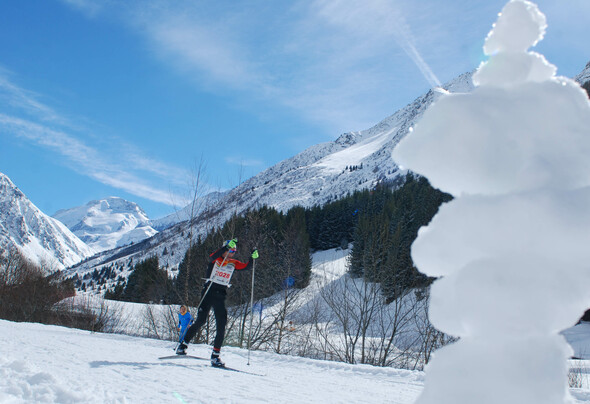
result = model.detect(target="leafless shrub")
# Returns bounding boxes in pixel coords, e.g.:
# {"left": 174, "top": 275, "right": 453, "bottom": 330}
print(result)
{"left": 0, "top": 247, "right": 123, "bottom": 333}
{"left": 569, "top": 362, "right": 584, "bottom": 388}
{"left": 279, "top": 258, "right": 455, "bottom": 370}
{"left": 52, "top": 296, "right": 124, "bottom": 333}
{"left": 163, "top": 305, "right": 182, "bottom": 341}
{"left": 139, "top": 303, "right": 187, "bottom": 341}
{"left": 0, "top": 247, "right": 73, "bottom": 322}
{"left": 569, "top": 357, "right": 590, "bottom": 389}
{"left": 142, "top": 304, "right": 164, "bottom": 339}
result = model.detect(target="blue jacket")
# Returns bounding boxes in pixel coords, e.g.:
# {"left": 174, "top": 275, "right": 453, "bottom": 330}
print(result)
{"left": 178, "top": 312, "right": 192, "bottom": 330}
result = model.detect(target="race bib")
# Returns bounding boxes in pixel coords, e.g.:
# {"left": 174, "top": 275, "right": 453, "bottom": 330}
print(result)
{"left": 210, "top": 261, "right": 235, "bottom": 286}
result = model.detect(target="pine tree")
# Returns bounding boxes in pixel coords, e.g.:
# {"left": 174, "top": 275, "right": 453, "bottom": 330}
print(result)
{"left": 120, "top": 256, "right": 172, "bottom": 303}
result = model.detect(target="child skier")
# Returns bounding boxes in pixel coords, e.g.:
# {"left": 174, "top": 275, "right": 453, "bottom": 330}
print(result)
{"left": 177, "top": 305, "right": 192, "bottom": 343}
{"left": 176, "top": 238, "right": 259, "bottom": 368}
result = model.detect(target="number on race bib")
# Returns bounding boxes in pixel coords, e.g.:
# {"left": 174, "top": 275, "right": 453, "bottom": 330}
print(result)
{"left": 210, "top": 262, "right": 235, "bottom": 286}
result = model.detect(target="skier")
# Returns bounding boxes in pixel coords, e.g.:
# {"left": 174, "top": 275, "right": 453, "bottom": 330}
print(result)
{"left": 177, "top": 305, "right": 192, "bottom": 342}
{"left": 176, "top": 238, "right": 259, "bottom": 368}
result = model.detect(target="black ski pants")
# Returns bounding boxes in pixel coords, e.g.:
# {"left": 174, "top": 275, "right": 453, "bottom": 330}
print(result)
{"left": 183, "top": 288, "right": 228, "bottom": 350}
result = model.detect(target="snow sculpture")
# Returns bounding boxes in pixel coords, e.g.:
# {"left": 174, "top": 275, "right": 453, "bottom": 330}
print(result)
{"left": 392, "top": 1, "right": 590, "bottom": 403}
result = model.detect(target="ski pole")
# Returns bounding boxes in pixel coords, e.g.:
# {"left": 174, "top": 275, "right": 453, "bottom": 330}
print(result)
{"left": 247, "top": 253, "right": 256, "bottom": 365}
{"left": 174, "top": 320, "right": 192, "bottom": 351}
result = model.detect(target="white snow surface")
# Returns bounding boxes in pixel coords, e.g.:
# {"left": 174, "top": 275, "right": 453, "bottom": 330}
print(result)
{"left": 0, "top": 320, "right": 424, "bottom": 404}
{"left": 0, "top": 172, "right": 94, "bottom": 269}
{"left": 392, "top": 1, "right": 590, "bottom": 403}
{"left": 313, "top": 127, "right": 398, "bottom": 173}
{"left": 53, "top": 197, "right": 158, "bottom": 253}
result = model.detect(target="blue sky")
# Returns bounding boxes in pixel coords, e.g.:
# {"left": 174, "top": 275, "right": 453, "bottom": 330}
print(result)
{"left": 1, "top": 0, "right": 589, "bottom": 219}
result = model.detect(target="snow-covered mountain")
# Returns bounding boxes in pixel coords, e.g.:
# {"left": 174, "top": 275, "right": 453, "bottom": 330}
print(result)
{"left": 65, "top": 71, "right": 474, "bottom": 280}
{"left": 64, "top": 60, "right": 590, "bottom": 284}
{"left": 0, "top": 172, "right": 95, "bottom": 269}
{"left": 53, "top": 197, "right": 158, "bottom": 253}
{"left": 575, "top": 61, "right": 590, "bottom": 88}
{"left": 227, "top": 72, "right": 471, "bottom": 213}
{"left": 149, "top": 190, "right": 226, "bottom": 231}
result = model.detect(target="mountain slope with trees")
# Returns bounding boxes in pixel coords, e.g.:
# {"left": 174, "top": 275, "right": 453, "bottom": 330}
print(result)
{"left": 101, "top": 174, "right": 449, "bottom": 307}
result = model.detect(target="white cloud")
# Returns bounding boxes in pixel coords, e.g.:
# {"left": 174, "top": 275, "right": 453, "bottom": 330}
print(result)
{"left": 0, "top": 71, "right": 65, "bottom": 124}
{"left": 0, "top": 71, "right": 191, "bottom": 207}
{"left": 310, "top": 0, "right": 441, "bottom": 87}
{"left": 0, "top": 113, "right": 190, "bottom": 206}
{"left": 61, "top": 0, "right": 445, "bottom": 134}
{"left": 58, "top": 0, "right": 590, "bottom": 138}
{"left": 147, "top": 19, "right": 262, "bottom": 91}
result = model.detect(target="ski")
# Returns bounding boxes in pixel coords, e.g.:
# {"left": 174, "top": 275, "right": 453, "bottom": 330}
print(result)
{"left": 158, "top": 355, "right": 263, "bottom": 376}
{"left": 211, "top": 365, "right": 262, "bottom": 376}
{"left": 158, "top": 354, "right": 209, "bottom": 361}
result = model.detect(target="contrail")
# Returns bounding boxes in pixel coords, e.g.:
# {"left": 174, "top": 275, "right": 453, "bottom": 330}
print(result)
{"left": 392, "top": 20, "right": 442, "bottom": 88}
{"left": 331, "top": 0, "right": 443, "bottom": 89}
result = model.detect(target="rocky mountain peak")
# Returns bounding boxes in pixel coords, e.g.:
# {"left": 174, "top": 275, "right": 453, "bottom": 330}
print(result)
{"left": 53, "top": 197, "right": 157, "bottom": 253}
{"left": 0, "top": 172, "right": 95, "bottom": 269}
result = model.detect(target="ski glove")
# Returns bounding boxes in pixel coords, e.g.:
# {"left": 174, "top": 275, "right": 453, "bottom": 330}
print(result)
{"left": 226, "top": 238, "right": 238, "bottom": 249}
{"left": 251, "top": 249, "right": 259, "bottom": 259}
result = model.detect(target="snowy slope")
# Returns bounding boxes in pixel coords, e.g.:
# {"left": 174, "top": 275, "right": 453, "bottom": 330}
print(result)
{"left": 228, "top": 71, "right": 473, "bottom": 214}
{"left": 149, "top": 190, "right": 226, "bottom": 231}
{"left": 53, "top": 197, "right": 158, "bottom": 253}
{"left": 68, "top": 246, "right": 590, "bottom": 363}
{"left": 0, "top": 172, "right": 95, "bottom": 269}
{"left": 0, "top": 319, "right": 425, "bottom": 404}
{"left": 574, "top": 62, "right": 590, "bottom": 87}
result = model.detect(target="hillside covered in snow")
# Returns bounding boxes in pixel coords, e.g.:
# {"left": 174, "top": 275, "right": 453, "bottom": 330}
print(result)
{"left": 0, "top": 172, "right": 94, "bottom": 269}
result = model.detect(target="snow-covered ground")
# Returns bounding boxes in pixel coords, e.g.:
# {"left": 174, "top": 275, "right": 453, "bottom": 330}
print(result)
{"left": 0, "top": 319, "right": 424, "bottom": 404}
{"left": 2, "top": 320, "right": 590, "bottom": 404}
{"left": 4, "top": 246, "right": 590, "bottom": 403}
